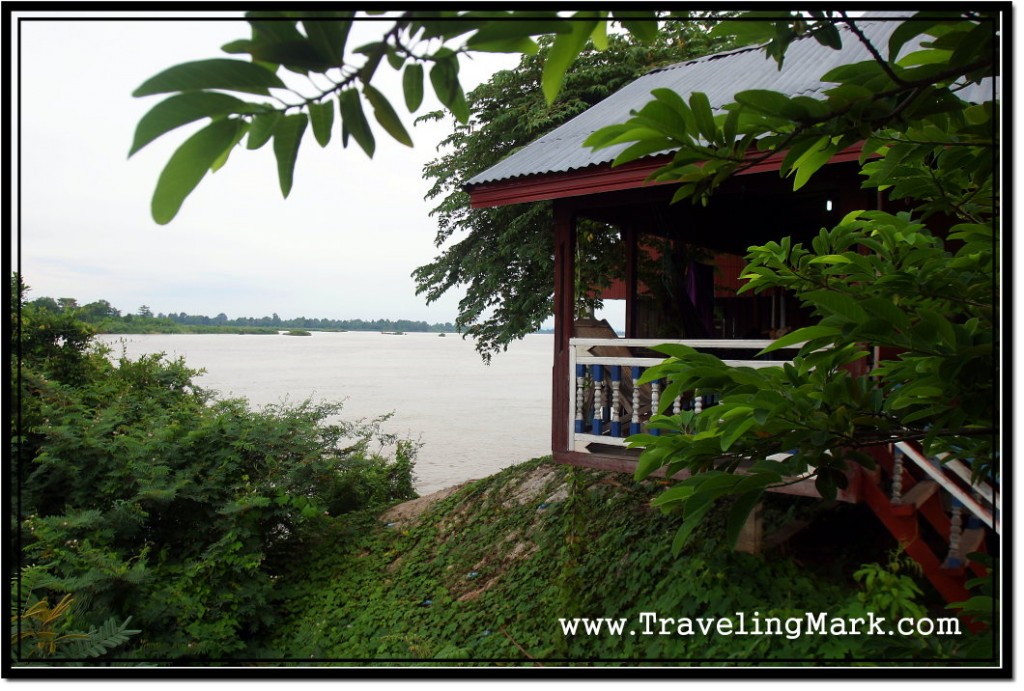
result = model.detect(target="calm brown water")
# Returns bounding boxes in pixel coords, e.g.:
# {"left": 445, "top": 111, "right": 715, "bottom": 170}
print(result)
{"left": 97, "top": 332, "right": 553, "bottom": 494}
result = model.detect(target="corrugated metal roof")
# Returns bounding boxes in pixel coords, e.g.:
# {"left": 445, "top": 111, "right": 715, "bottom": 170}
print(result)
{"left": 465, "top": 17, "right": 993, "bottom": 189}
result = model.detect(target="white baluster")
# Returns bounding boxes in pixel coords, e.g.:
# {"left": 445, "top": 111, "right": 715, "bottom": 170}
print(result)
{"left": 693, "top": 390, "right": 703, "bottom": 415}
{"left": 891, "top": 449, "right": 904, "bottom": 504}
{"left": 945, "top": 505, "right": 963, "bottom": 567}
{"left": 631, "top": 368, "right": 641, "bottom": 434}
{"left": 651, "top": 380, "right": 661, "bottom": 417}
{"left": 575, "top": 366, "right": 585, "bottom": 433}
{"left": 610, "top": 371, "right": 621, "bottom": 435}
{"left": 673, "top": 395, "right": 682, "bottom": 415}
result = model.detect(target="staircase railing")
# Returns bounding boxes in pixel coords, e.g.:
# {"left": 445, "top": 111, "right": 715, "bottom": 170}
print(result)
{"left": 894, "top": 441, "right": 999, "bottom": 534}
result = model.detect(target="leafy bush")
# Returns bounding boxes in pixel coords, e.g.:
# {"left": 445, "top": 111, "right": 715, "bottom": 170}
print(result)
{"left": 12, "top": 281, "right": 418, "bottom": 661}
{"left": 11, "top": 572, "right": 140, "bottom": 664}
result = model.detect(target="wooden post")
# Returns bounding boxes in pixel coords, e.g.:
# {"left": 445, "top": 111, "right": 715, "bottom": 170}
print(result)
{"left": 624, "top": 224, "right": 638, "bottom": 339}
{"left": 552, "top": 200, "right": 576, "bottom": 455}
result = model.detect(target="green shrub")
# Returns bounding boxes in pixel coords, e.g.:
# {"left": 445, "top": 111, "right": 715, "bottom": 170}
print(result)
{"left": 12, "top": 283, "right": 417, "bottom": 661}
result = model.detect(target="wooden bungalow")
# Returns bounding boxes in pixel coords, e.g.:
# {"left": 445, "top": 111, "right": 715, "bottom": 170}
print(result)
{"left": 464, "top": 17, "right": 999, "bottom": 604}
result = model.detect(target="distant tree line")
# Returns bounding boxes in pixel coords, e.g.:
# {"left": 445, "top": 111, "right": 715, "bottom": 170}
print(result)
{"left": 24, "top": 294, "right": 457, "bottom": 334}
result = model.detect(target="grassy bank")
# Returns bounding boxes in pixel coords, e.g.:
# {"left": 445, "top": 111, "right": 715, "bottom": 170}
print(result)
{"left": 261, "top": 457, "right": 969, "bottom": 665}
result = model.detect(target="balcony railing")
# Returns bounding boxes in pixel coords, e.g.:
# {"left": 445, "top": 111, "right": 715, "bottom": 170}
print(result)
{"left": 568, "top": 338, "right": 799, "bottom": 452}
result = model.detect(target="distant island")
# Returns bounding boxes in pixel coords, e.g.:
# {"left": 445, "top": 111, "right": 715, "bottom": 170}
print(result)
{"left": 23, "top": 294, "right": 458, "bottom": 336}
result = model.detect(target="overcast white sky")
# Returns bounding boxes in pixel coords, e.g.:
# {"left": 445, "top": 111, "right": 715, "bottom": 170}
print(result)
{"left": 12, "top": 12, "right": 525, "bottom": 324}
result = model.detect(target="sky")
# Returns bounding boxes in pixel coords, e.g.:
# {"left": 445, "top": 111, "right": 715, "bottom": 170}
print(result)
{"left": 12, "top": 11, "right": 526, "bottom": 325}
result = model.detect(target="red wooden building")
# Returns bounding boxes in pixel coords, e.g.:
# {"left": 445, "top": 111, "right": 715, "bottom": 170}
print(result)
{"left": 464, "top": 17, "right": 998, "bottom": 604}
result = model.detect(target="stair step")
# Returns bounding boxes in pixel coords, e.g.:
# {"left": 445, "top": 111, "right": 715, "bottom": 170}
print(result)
{"left": 898, "top": 480, "right": 939, "bottom": 509}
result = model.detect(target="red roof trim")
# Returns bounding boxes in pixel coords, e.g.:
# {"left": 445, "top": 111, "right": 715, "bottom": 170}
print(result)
{"left": 468, "top": 144, "right": 864, "bottom": 209}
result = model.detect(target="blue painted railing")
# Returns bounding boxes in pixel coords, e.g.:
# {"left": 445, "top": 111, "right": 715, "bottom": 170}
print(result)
{"left": 568, "top": 337, "right": 793, "bottom": 451}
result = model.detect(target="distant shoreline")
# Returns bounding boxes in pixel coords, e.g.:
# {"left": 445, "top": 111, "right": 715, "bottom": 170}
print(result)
{"left": 96, "top": 326, "right": 554, "bottom": 336}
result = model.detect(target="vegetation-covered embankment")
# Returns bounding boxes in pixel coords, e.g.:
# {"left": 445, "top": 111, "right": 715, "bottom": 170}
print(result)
{"left": 264, "top": 457, "right": 974, "bottom": 664}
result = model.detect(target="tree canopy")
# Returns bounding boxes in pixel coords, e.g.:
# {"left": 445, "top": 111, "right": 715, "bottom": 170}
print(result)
{"left": 415, "top": 20, "right": 734, "bottom": 359}
{"left": 583, "top": 12, "right": 999, "bottom": 551}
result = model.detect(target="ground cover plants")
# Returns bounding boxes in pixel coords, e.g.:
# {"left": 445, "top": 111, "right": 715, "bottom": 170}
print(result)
{"left": 266, "top": 457, "right": 975, "bottom": 665}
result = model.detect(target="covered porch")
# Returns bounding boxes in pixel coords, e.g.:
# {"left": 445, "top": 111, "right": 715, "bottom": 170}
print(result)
{"left": 538, "top": 159, "right": 875, "bottom": 500}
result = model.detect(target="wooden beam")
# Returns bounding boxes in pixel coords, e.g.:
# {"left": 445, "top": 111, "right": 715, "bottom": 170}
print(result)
{"left": 467, "top": 144, "right": 866, "bottom": 209}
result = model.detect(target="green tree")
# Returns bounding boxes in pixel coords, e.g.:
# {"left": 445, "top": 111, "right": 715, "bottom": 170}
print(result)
{"left": 78, "top": 300, "right": 121, "bottom": 323}
{"left": 27, "top": 296, "right": 59, "bottom": 313}
{"left": 415, "top": 21, "right": 733, "bottom": 359}
{"left": 582, "top": 12, "right": 998, "bottom": 550}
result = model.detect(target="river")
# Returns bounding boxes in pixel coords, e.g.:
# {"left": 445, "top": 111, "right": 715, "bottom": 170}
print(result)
{"left": 97, "top": 331, "right": 553, "bottom": 494}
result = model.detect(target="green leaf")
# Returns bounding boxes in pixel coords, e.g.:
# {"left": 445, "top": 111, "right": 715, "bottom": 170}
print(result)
{"left": 671, "top": 498, "right": 716, "bottom": 555}
{"left": 465, "top": 20, "right": 548, "bottom": 54}
{"left": 710, "top": 19, "right": 776, "bottom": 46}
{"left": 403, "top": 63, "right": 424, "bottom": 112}
{"left": 651, "top": 482, "right": 697, "bottom": 507}
{"left": 130, "top": 92, "right": 256, "bottom": 157}
{"left": 814, "top": 471, "right": 837, "bottom": 501}
{"left": 248, "top": 17, "right": 304, "bottom": 44}
{"left": 759, "top": 324, "right": 839, "bottom": 354}
{"left": 812, "top": 22, "right": 843, "bottom": 50}
{"left": 612, "top": 138, "right": 677, "bottom": 166}
{"left": 542, "top": 16, "right": 598, "bottom": 104}
{"left": 616, "top": 15, "right": 662, "bottom": 43}
{"left": 302, "top": 18, "right": 352, "bottom": 65}
{"left": 735, "top": 89, "right": 808, "bottom": 120}
{"left": 363, "top": 84, "right": 412, "bottom": 147}
{"left": 385, "top": 45, "right": 405, "bottom": 71}
{"left": 358, "top": 41, "right": 387, "bottom": 83}
{"left": 151, "top": 118, "right": 243, "bottom": 225}
{"left": 792, "top": 139, "right": 837, "bottom": 190}
{"left": 338, "top": 89, "right": 374, "bottom": 157}
{"left": 429, "top": 57, "right": 469, "bottom": 124}
{"left": 237, "top": 39, "right": 335, "bottom": 74}
{"left": 466, "top": 20, "right": 561, "bottom": 50}
{"left": 210, "top": 120, "right": 249, "bottom": 172}
{"left": 308, "top": 100, "right": 334, "bottom": 148}
{"left": 272, "top": 113, "right": 308, "bottom": 197}
{"left": 887, "top": 14, "right": 949, "bottom": 61}
{"left": 724, "top": 490, "right": 765, "bottom": 549}
{"left": 689, "top": 92, "right": 718, "bottom": 144}
{"left": 859, "top": 297, "right": 911, "bottom": 330}
{"left": 133, "top": 59, "right": 285, "bottom": 97}
{"left": 803, "top": 289, "right": 868, "bottom": 322}
{"left": 720, "top": 417, "right": 756, "bottom": 451}
{"left": 246, "top": 111, "right": 281, "bottom": 150}
{"left": 917, "top": 309, "right": 957, "bottom": 348}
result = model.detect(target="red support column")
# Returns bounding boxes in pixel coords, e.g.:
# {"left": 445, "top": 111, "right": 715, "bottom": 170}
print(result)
{"left": 624, "top": 225, "right": 638, "bottom": 339}
{"left": 552, "top": 200, "right": 576, "bottom": 455}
